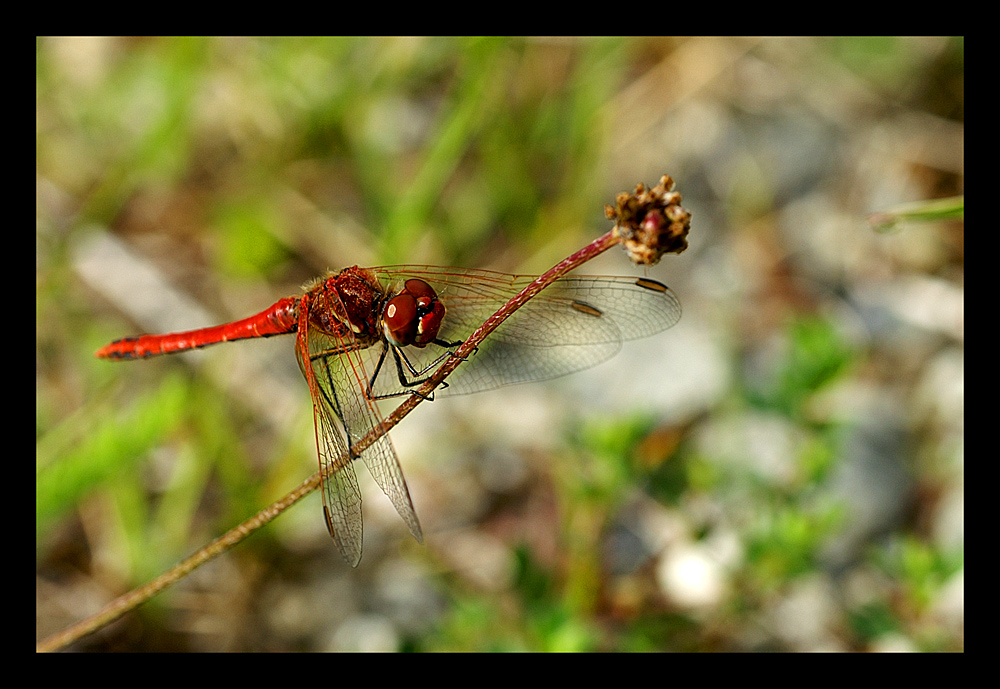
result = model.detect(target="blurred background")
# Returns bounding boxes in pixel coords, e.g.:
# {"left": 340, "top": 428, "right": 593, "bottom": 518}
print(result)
{"left": 36, "top": 37, "right": 963, "bottom": 652}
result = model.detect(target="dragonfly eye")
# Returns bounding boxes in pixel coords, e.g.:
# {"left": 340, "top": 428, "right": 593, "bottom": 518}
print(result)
{"left": 414, "top": 298, "right": 444, "bottom": 346}
{"left": 383, "top": 293, "right": 418, "bottom": 346}
{"left": 383, "top": 279, "right": 446, "bottom": 347}
{"left": 403, "top": 279, "right": 436, "bottom": 300}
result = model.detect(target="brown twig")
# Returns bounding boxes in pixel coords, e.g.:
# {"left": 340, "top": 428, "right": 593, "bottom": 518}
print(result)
{"left": 36, "top": 472, "right": 323, "bottom": 653}
{"left": 37, "top": 175, "right": 690, "bottom": 652}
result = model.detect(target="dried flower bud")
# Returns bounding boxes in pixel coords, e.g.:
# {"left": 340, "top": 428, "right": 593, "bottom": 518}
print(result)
{"left": 606, "top": 174, "right": 691, "bottom": 266}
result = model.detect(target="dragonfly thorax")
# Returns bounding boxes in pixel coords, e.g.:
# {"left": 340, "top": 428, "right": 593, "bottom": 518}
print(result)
{"left": 306, "top": 267, "right": 385, "bottom": 340}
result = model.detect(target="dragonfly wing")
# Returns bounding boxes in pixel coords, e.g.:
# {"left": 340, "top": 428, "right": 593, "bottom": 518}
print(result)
{"left": 306, "top": 329, "right": 423, "bottom": 547}
{"left": 297, "top": 327, "right": 365, "bottom": 565}
{"left": 373, "top": 267, "right": 682, "bottom": 397}
{"left": 316, "top": 423, "right": 364, "bottom": 566}
{"left": 435, "top": 295, "right": 623, "bottom": 395}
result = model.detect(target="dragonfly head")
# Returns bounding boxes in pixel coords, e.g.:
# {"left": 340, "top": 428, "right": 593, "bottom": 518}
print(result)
{"left": 382, "top": 279, "right": 445, "bottom": 348}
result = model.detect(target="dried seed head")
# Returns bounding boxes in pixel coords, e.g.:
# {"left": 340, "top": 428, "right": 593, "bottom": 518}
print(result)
{"left": 606, "top": 174, "right": 691, "bottom": 266}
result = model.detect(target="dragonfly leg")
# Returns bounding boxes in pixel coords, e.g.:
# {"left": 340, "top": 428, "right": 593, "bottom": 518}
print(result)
{"left": 364, "top": 341, "right": 438, "bottom": 401}
{"left": 366, "top": 338, "right": 474, "bottom": 402}
{"left": 432, "top": 337, "right": 477, "bottom": 361}
{"left": 365, "top": 340, "right": 391, "bottom": 399}
{"left": 391, "top": 347, "right": 436, "bottom": 400}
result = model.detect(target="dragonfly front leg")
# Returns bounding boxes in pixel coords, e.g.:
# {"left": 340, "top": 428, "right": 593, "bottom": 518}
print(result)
{"left": 432, "top": 338, "right": 477, "bottom": 361}
{"left": 365, "top": 339, "right": 469, "bottom": 402}
{"left": 393, "top": 336, "right": 476, "bottom": 389}
{"left": 364, "top": 341, "right": 438, "bottom": 402}
{"left": 398, "top": 338, "right": 467, "bottom": 378}
{"left": 391, "top": 346, "right": 437, "bottom": 400}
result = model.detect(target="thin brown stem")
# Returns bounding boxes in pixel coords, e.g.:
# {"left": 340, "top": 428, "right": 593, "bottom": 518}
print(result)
{"left": 38, "top": 175, "right": 690, "bottom": 652}
{"left": 36, "top": 472, "right": 323, "bottom": 652}
{"left": 37, "top": 233, "right": 619, "bottom": 653}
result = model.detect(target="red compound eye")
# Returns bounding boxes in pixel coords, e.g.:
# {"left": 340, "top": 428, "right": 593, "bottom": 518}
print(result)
{"left": 383, "top": 293, "right": 418, "bottom": 346}
{"left": 404, "top": 279, "right": 436, "bottom": 300}
{"left": 382, "top": 279, "right": 445, "bottom": 347}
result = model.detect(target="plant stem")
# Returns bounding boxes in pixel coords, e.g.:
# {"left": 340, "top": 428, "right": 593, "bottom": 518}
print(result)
{"left": 38, "top": 174, "right": 690, "bottom": 652}
{"left": 36, "top": 233, "right": 620, "bottom": 653}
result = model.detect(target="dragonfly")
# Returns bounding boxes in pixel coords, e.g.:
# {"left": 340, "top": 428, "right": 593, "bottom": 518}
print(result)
{"left": 96, "top": 265, "right": 682, "bottom": 566}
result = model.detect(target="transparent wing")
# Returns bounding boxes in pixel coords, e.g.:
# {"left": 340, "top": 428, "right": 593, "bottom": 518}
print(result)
{"left": 302, "top": 324, "right": 423, "bottom": 556}
{"left": 371, "top": 266, "right": 682, "bottom": 397}
{"left": 296, "top": 325, "right": 365, "bottom": 566}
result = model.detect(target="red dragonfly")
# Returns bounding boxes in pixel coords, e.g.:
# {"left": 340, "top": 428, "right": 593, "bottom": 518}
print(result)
{"left": 96, "top": 265, "right": 682, "bottom": 566}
